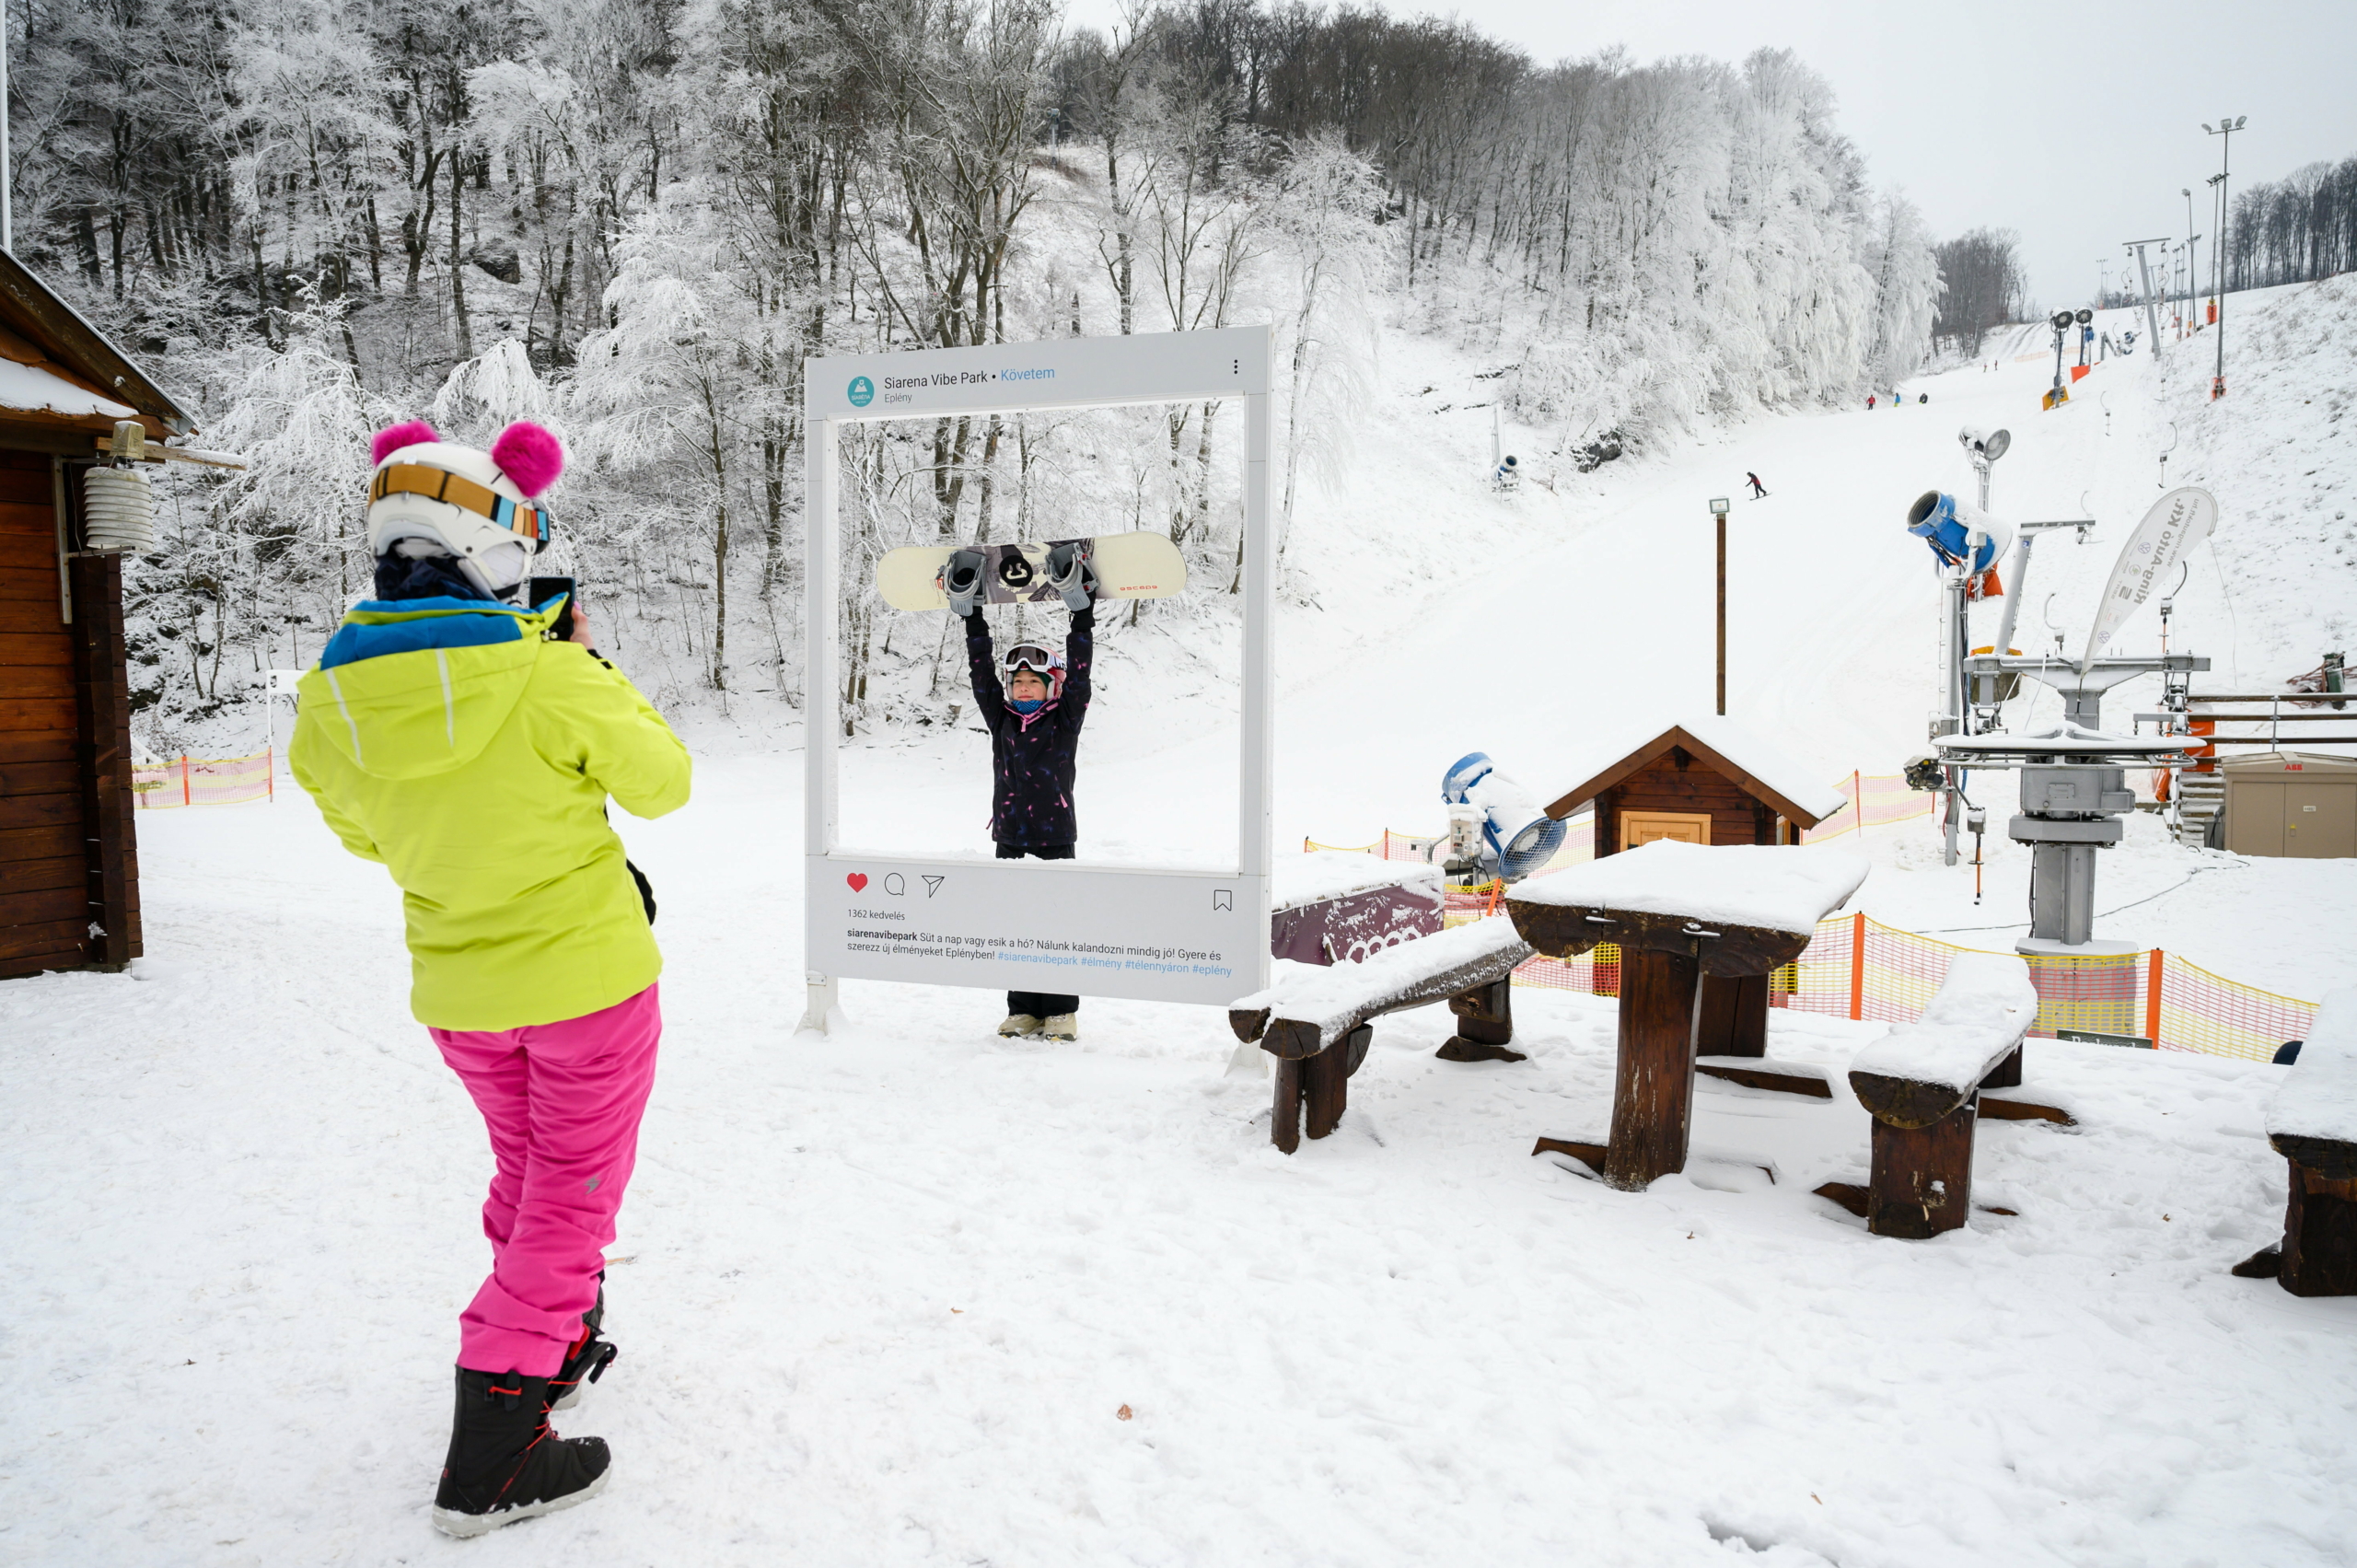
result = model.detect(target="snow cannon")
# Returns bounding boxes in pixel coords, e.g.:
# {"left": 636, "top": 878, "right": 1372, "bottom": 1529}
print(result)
{"left": 1955, "top": 425, "right": 2011, "bottom": 464}
{"left": 1441, "top": 752, "right": 1567, "bottom": 883}
{"left": 1906, "top": 491, "right": 2015, "bottom": 597}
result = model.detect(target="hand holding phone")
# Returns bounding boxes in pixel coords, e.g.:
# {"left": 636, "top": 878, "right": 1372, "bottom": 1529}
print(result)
{"left": 528, "top": 575, "right": 577, "bottom": 643}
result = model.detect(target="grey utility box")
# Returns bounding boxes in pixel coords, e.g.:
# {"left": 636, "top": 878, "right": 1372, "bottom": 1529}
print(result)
{"left": 2223, "top": 751, "right": 2357, "bottom": 859}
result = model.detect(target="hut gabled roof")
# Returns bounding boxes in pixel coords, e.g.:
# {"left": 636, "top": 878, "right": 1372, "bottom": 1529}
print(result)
{"left": 1542, "top": 714, "right": 1849, "bottom": 830}
{"left": 0, "top": 250, "right": 192, "bottom": 436}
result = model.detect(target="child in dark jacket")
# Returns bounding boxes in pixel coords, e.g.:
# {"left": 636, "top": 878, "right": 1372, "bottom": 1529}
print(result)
{"left": 967, "top": 601, "right": 1093, "bottom": 1039}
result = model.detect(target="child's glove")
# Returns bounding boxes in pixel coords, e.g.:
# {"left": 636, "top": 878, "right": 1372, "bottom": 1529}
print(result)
{"left": 944, "top": 548, "right": 988, "bottom": 618}
{"left": 1043, "top": 540, "right": 1098, "bottom": 613}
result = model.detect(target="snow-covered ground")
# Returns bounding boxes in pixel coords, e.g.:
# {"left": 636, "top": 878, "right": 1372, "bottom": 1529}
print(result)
{"left": 6, "top": 285, "right": 2357, "bottom": 1562}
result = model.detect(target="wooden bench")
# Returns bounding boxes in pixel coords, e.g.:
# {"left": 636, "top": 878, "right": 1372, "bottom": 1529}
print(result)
{"left": 1228, "top": 918, "right": 1533, "bottom": 1153}
{"left": 2238, "top": 988, "right": 2357, "bottom": 1295}
{"left": 1814, "top": 953, "right": 2041, "bottom": 1238}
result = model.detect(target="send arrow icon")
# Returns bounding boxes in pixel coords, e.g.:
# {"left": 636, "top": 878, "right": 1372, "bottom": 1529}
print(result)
{"left": 922, "top": 876, "right": 946, "bottom": 898}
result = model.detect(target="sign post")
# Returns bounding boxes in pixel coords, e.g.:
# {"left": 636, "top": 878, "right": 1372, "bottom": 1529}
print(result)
{"left": 1709, "top": 496, "right": 1731, "bottom": 715}
{"left": 798, "top": 328, "right": 1275, "bottom": 1033}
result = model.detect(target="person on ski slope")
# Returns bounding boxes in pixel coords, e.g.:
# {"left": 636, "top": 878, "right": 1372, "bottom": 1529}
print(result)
{"left": 290, "top": 419, "right": 691, "bottom": 1539}
{"left": 953, "top": 543, "right": 1097, "bottom": 1040}
{"left": 1745, "top": 471, "right": 1767, "bottom": 498}
{"left": 1866, "top": 394, "right": 1876, "bottom": 410}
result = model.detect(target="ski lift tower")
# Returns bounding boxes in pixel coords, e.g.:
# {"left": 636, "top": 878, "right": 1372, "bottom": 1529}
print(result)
{"left": 1929, "top": 489, "right": 2221, "bottom": 952}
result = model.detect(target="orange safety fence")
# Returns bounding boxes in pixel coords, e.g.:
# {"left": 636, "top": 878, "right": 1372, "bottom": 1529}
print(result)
{"left": 133, "top": 750, "right": 275, "bottom": 808}
{"left": 1799, "top": 772, "right": 1934, "bottom": 842}
{"left": 1467, "top": 905, "right": 2310, "bottom": 1063}
{"left": 1315, "top": 782, "right": 2311, "bottom": 1061}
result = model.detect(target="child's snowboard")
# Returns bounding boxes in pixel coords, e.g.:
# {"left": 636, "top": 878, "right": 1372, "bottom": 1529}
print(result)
{"left": 875, "top": 531, "right": 1186, "bottom": 612}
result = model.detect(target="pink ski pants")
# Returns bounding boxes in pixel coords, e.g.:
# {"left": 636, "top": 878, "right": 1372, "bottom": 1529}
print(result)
{"left": 430, "top": 984, "right": 663, "bottom": 1376}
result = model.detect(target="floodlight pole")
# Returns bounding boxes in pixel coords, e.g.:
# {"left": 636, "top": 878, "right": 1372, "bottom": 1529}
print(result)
{"left": 2204, "top": 116, "right": 2243, "bottom": 397}
{"left": 1710, "top": 496, "right": 1730, "bottom": 715}
{"left": 2181, "top": 186, "right": 2200, "bottom": 344}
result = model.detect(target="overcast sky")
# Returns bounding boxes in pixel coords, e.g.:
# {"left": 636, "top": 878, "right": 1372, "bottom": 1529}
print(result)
{"left": 1062, "top": 0, "right": 2356, "bottom": 307}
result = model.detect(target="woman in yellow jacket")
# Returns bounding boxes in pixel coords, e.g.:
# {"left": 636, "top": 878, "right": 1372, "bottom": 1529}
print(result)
{"left": 292, "top": 419, "right": 690, "bottom": 1538}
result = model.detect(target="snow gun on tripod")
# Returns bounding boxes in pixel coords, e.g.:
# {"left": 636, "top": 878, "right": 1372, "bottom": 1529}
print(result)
{"left": 1441, "top": 753, "right": 1566, "bottom": 884}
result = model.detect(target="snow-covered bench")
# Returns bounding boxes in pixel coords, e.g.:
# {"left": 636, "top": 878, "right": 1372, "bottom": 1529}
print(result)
{"left": 2242, "top": 989, "right": 2357, "bottom": 1295}
{"left": 1818, "top": 953, "right": 2039, "bottom": 1238}
{"left": 1268, "top": 852, "right": 1445, "bottom": 966}
{"left": 1228, "top": 918, "right": 1533, "bottom": 1153}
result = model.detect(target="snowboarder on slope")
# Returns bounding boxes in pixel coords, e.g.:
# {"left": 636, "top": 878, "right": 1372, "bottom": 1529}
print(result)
{"left": 960, "top": 547, "right": 1097, "bottom": 1040}
{"left": 1745, "top": 471, "right": 1767, "bottom": 498}
{"left": 291, "top": 420, "right": 691, "bottom": 1539}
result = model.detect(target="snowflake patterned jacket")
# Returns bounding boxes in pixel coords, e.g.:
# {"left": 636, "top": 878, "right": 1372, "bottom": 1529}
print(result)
{"left": 967, "top": 604, "right": 1092, "bottom": 848}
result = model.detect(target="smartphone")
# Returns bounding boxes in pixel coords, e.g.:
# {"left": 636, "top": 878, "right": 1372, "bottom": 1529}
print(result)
{"left": 528, "top": 575, "right": 577, "bottom": 643}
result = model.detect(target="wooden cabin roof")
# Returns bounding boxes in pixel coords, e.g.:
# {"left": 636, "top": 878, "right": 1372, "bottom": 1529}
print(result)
{"left": 1542, "top": 717, "right": 1848, "bottom": 830}
{"left": 0, "top": 250, "right": 192, "bottom": 438}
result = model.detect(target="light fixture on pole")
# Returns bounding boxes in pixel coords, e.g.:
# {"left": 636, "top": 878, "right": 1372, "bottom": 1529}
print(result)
{"left": 1710, "top": 496, "right": 1731, "bottom": 715}
{"left": 2202, "top": 115, "right": 2246, "bottom": 398}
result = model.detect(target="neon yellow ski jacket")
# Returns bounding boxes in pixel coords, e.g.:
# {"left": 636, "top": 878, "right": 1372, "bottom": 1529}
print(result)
{"left": 290, "top": 597, "right": 691, "bottom": 1030}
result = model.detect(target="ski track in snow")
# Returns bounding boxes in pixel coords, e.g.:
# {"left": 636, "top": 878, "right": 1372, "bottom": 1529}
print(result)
{"left": 6, "top": 299, "right": 2357, "bottom": 1562}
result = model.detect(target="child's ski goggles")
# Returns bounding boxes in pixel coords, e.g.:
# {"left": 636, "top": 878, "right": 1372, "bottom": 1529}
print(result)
{"left": 1004, "top": 643, "right": 1062, "bottom": 675}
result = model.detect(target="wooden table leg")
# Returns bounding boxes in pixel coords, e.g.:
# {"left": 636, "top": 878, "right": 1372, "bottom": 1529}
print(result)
{"left": 1271, "top": 1057, "right": 1302, "bottom": 1154}
{"left": 1694, "top": 972, "right": 1769, "bottom": 1058}
{"left": 2281, "top": 1160, "right": 2357, "bottom": 1296}
{"left": 1604, "top": 947, "right": 1702, "bottom": 1191}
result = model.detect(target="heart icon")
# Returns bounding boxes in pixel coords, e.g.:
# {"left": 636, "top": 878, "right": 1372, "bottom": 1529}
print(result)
{"left": 846, "top": 873, "right": 868, "bottom": 891}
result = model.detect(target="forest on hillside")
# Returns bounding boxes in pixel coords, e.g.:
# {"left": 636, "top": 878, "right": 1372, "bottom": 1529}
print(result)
{"left": 13, "top": 0, "right": 1942, "bottom": 746}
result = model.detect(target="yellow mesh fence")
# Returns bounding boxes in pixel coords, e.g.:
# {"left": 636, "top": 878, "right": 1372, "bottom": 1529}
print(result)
{"left": 133, "top": 751, "right": 275, "bottom": 808}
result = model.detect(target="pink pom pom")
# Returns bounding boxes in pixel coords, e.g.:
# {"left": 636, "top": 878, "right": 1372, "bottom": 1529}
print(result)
{"left": 370, "top": 420, "right": 439, "bottom": 465}
{"left": 491, "top": 421, "right": 565, "bottom": 497}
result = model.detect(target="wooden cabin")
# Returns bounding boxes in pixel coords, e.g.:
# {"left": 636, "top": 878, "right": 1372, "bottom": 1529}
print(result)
{"left": 0, "top": 251, "right": 195, "bottom": 980}
{"left": 1542, "top": 718, "right": 1849, "bottom": 1057}
{"left": 1544, "top": 719, "right": 1846, "bottom": 857}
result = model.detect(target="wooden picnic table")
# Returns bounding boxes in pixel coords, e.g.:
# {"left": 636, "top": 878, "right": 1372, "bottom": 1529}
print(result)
{"left": 1506, "top": 841, "right": 1870, "bottom": 1191}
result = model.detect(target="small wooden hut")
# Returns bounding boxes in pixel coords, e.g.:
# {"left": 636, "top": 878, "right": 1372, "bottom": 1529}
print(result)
{"left": 1542, "top": 717, "right": 1849, "bottom": 1057}
{"left": 1544, "top": 718, "right": 1846, "bottom": 858}
{"left": 0, "top": 251, "right": 196, "bottom": 980}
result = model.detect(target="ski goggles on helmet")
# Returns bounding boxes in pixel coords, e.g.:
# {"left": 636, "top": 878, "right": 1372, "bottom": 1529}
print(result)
{"left": 1004, "top": 643, "right": 1062, "bottom": 677}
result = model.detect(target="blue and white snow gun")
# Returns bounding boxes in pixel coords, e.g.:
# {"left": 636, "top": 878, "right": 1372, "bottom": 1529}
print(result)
{"left": 1905, "top": 491, "right": 2016, "bottom": 596}
{"left": 1442, "top": 752, "right": 1567, "bottom": 883}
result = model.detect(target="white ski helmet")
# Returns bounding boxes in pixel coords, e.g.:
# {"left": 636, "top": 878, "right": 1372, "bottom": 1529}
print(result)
{"left": 364, "top": 418, "right": 565, "bottom": 597}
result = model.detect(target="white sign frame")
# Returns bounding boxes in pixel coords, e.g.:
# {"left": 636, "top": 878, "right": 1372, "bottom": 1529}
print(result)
{"left": 798, "top": 327, "right": 1274, "bottom": 1031}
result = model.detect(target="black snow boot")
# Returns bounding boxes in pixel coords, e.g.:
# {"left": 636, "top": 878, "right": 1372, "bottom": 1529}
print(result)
{"left": 549, "top": 1277, "right": 618, "bottom": 1411}
{"left": 431, "top": 1367, "right": 610, "bottom": 1538}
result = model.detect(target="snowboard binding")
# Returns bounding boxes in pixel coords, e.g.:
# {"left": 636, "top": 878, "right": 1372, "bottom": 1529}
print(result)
{"left": 1042, "top": 540, "right": 1098, "bottom": 612}
{"left": 943, "top": 548, "right": 989, "bottom": 617}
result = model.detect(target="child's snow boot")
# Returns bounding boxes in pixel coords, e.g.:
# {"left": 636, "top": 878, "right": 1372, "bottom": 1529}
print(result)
{"left": 548, "top": 1275, "right": 617, "bottom": 1412}
{"left": 431, "top": 1367, "right": 611, "bottom": 1538}
{"left": 997, "top": 1014, "right": 1042, "bottom": 1037}
{"left": 1041, "top": 1014, "right": 1079, "bottom": 1040}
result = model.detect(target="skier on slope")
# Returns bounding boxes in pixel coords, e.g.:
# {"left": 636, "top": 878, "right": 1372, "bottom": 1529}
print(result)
{"left": 1746, "top": 471, "right": 1767, "bottom": 498}
{"left": 1866, "top": 394, "right": 1876, "bottom": 411}
{"left": 290, "top": 420, "right": 691, "bottom": 1538}
{"left": 952, "top": 544, "right": 1097, "bottom": 1040}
